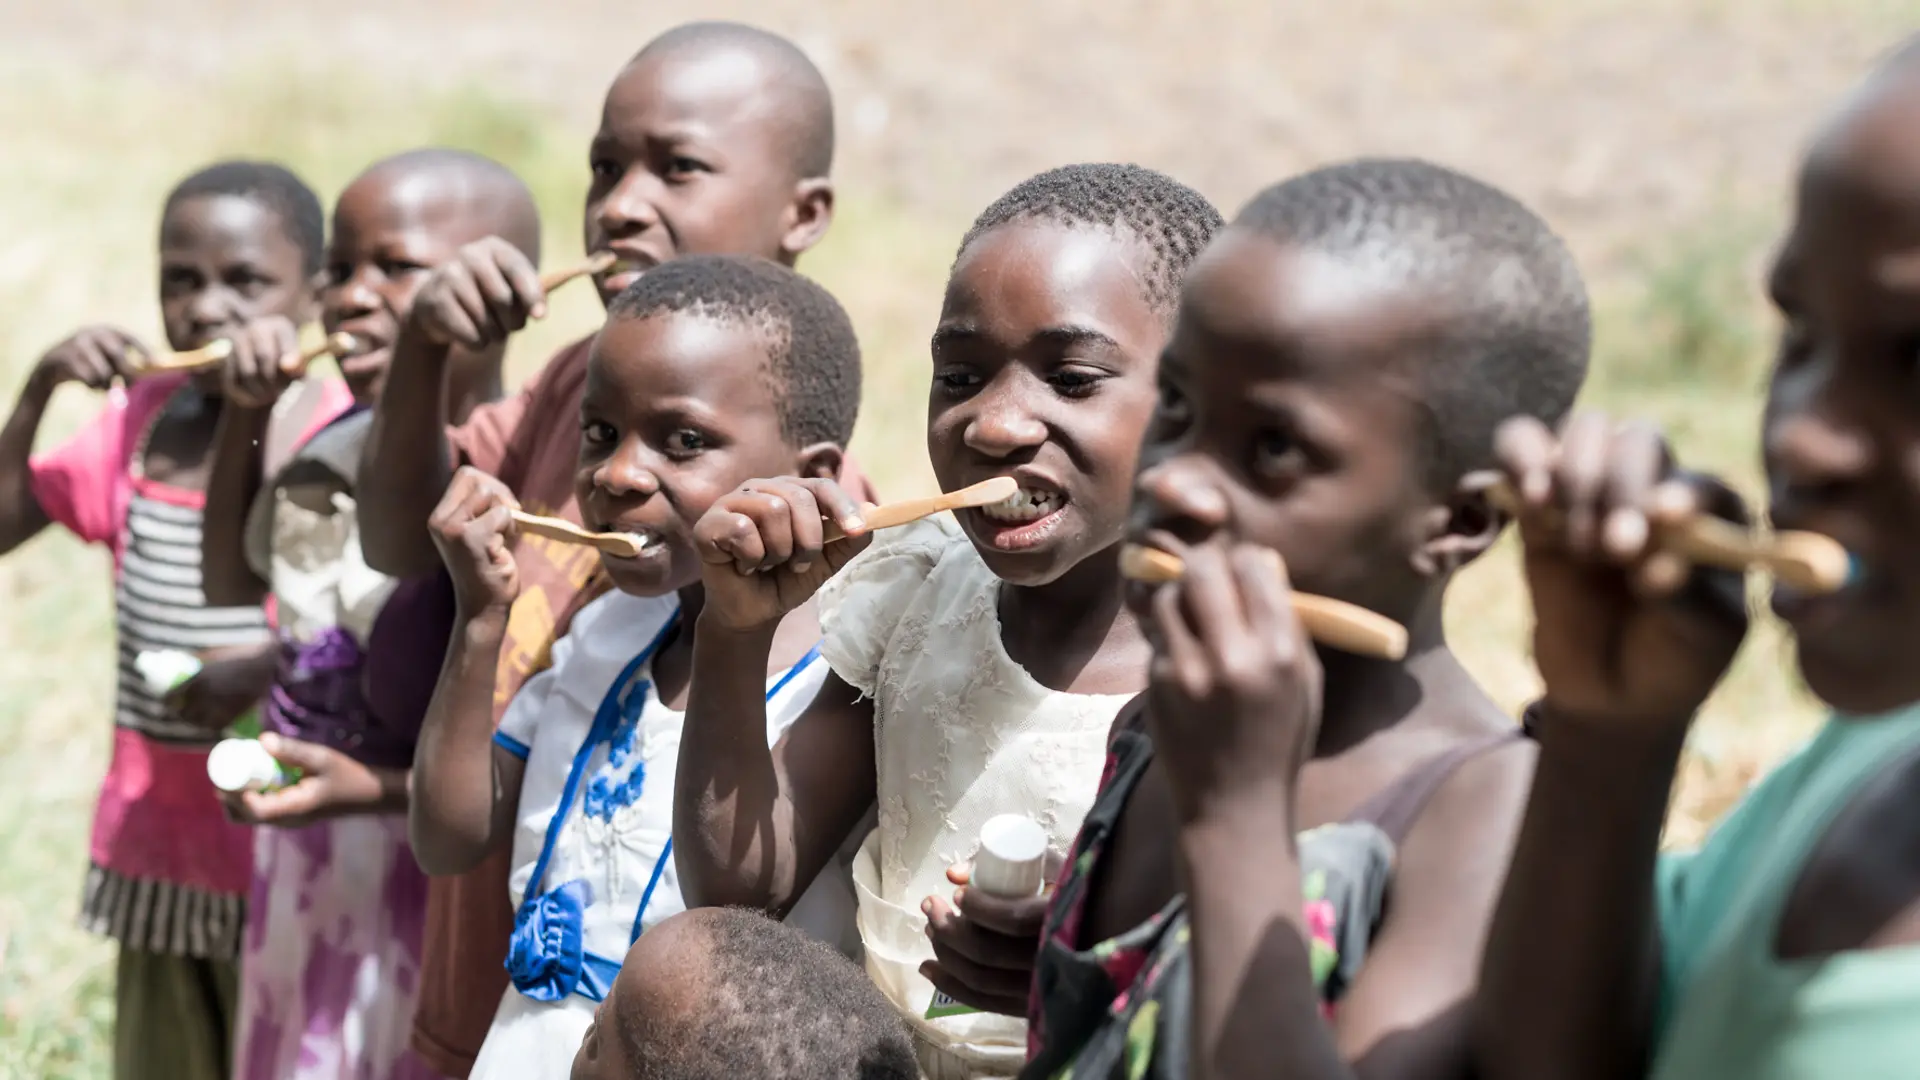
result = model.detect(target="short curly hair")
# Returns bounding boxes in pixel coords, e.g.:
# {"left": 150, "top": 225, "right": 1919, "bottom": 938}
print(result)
{"left": 163, "top": 160, "right": 326, "bottom": 277}
{"left": 1236, "top": 158, "right": 1592, "bottom": 486}
{"left": 606, "top": 255, "right": 860, "bottom": 447}
{"left": 623, "top": 909, "right": 917, "bottom": 1080}
{"left": 956, "top": 163, "right": 1225, "bottom": 317}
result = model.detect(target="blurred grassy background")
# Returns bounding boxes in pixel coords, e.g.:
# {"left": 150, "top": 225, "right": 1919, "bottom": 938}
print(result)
{"left": 0, "top": 2, "right": 1911, "bottom": 1074}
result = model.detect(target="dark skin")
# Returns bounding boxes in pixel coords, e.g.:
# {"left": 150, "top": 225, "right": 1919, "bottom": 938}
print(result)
{"left": 204, "top": 157, "right": 531, "bottom": 828}
{"left": 356, "top": 39, "right": 834, "bottom": 578}
{"left": 570, "top": 909, "right": 713, "bottom": 1080}
{"left": 1474, "top": 63, "right": 1920, "bottom": 1080}
{"left": 0, "top": 192, "right": 317, "bottom": 732}
{"left": 1088, "top": 231, "right": 1532, "bottom": 1080}
{"left": 674, "top": 220, "right": 1164, "bottom": 1014}
{"left": 408, "top": 312, "right": 836, "bottom": 876}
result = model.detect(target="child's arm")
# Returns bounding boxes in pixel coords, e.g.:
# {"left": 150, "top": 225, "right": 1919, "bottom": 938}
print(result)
{"left": 1471, "top": 414, "right": 1750, "bottom": 1080}
{"left": 0, "top": 326, "right": 147, "bottom": 553}
{"left": 201, "top": 318, "right": 303, "bottom": 607}
{"left": 677, "top": 477, "right": 881, "bottom": 915}
{"left": 358, "top": 239, "right": 545, "bottom": 577}
{"left": 409, "top": 465, "right": 529, "bottom": 876}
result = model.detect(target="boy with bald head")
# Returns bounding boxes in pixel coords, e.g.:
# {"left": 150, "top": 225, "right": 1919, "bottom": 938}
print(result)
{"left": 571, "top": 909, "right": 917, "bottom": 1080}
{"left": 352, "top": 22, "right": 872, "bottom": 1076}
{"left": 198, "top": 147, "right": 541, "bottom": 1080}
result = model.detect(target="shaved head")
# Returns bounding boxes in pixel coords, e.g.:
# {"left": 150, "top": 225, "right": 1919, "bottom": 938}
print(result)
{"left": 348, "top": 148, "right": 541, "bottom": 260}
{"left": 628, "top": 21, "right": 834, "bottom": 180}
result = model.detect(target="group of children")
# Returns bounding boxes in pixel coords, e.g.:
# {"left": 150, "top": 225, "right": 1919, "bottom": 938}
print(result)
{"left": 15, "top": 14, "right": 1920, "bottom": 1080}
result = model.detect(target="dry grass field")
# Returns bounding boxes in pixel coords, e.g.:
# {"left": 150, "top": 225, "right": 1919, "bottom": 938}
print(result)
{"left": 1, "top": 0, "right": 1916, "bottom": 1073}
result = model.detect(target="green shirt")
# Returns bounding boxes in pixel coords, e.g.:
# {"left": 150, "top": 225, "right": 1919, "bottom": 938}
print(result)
{"left": 1652, "top": 707, "right": 1920, "bottom": 1079}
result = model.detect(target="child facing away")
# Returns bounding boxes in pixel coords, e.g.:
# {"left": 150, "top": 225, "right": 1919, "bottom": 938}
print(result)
{"left": 410, "top": 255, "right": 867, "bottom": 1080}
{"left": 0, "top": 161, "right": 345, "bottom": 1080}
{"left": 351, "top": 24, "right": 874, "bottom": 1074}
{"left": 675, "top": 163, "right": 1226, "bottom": 1078}
{"left": 1474, "top": 39, "right": 1920, "bottom": 1080}
{"left": 195, "top": 149, "right": 542, "bottom": 1080}
{"left": 569, "top": 907, "right": 918, "bottom": 1080}
{"left": 1018, "top": 160, "right": 1593, "bottom": 1080}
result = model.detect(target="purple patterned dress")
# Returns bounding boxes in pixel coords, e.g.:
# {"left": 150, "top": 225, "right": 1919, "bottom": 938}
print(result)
{"left": 231, "top": 410, "right": 441, "bottom": 1080}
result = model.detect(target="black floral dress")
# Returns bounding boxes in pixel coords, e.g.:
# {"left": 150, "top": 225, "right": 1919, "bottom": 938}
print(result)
{"left": 1023, "top": 714, "right": 1520, "bottom": 1079}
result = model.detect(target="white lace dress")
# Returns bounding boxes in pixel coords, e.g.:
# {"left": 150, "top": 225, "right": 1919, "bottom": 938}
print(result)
{"left": 818, "top": 516, "right": 1133, "bottom": 1079}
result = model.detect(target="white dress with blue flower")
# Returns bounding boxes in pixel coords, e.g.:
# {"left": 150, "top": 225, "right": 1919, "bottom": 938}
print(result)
{"left": 469, "top": 589, "right": 848, "bottom": 1080}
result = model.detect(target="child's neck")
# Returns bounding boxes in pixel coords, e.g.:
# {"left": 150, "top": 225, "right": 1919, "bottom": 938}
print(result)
{"left": 998, "top": 544, "right": 1149, "bottom": 697}
{"left": 653, "top": 583, "right": 822, "bottom": 711}
{"left": 1311, "top": 589, "right": 1499, "bottom": 757}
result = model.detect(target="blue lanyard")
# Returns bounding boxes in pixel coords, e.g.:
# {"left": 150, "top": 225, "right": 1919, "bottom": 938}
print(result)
{"left": 512, "top": 611, "right": 823, "bottom": 1000}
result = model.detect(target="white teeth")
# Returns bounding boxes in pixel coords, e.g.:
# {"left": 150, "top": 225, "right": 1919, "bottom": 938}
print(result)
{"left": 979, "top": 487, "right": 1061, "bottom": 523}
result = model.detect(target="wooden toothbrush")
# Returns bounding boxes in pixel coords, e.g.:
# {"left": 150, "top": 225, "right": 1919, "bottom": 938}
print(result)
{"left": 1480, "top": 480, "right": 1852, "bottom": 595}
{"left": 133, "top": 331, "right": 359, "bottom": 377}
{"left": 541, "top": 252, "right": 616, "bottom": 292}
{"left": 513, "top": 477, "right": 1025, "bottom": 562}
{"left": 1118, "top": 545, "right": 1412, "bottom": 661}
{"left": 510, "top": 511, "right": 649, "bottom": 559}
{"left": 823, "top": 476, "right": 1021, "bottom": 541}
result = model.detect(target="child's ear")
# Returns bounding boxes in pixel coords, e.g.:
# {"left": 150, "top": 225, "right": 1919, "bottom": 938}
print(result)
{"left": 780, "top": 179, "right": 835, "bottom": 261}
{"left": 1410, "top": 483, "right": 1506, "bottom": 578}
{"left": 793, "top": 441, "right": 845, "bottom": 482}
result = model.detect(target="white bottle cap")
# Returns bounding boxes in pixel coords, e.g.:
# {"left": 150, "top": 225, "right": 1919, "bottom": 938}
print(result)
{"left": 970, "top": 814, "right": 1048, "bottom": 898}
{"left": 207, "top": 739, "right": 280, "bottom": 793}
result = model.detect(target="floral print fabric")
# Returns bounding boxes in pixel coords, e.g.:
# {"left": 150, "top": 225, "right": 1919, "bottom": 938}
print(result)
{"left": 1023, "top": 728, "right": 1394, "bottom": 1079}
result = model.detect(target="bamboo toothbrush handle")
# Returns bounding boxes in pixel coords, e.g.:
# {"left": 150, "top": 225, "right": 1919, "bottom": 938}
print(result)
{"left": 1483, "top": 479, "right": 1849, "bottom": 594}
{"left": 540, "top": 253, "right": 616, "bottom": 293}
{"left": 509, "top": 509, "right": 644, "bottom": 557}
{"left": 821, "top": 477, "right": 1021, "bottom": 542}
{"left": 1117, "top": 544, "right": 1410, "bottom": 660}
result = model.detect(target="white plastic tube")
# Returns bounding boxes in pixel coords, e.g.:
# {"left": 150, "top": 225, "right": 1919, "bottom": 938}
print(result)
{"left": 206, "top": 738, "right": 293, "bottom": 793}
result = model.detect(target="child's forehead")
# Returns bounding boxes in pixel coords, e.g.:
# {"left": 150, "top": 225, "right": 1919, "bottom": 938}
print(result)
{"left": 160, "top": 194, "right": 297, "bottom": 258}
{"left": 590, "top": 312, "right": 773, "bottom": 397}
{"left": 603, "top": 47, "right": 793, "bottom": 145}
{"left": 942, "top": 221, "right": 1159, "bottom": 334}
{"left": 1177, "top": 231, "right": 1446, "bottom": 370}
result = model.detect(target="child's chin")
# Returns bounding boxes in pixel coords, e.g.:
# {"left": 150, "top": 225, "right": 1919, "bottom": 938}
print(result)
{"left": 601, "top": 551, "right": 681, "bottom": 598}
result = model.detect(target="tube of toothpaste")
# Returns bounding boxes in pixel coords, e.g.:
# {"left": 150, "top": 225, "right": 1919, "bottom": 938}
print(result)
{"left": 206, "top": 737, "right": 297, "bottom": 794}
{"left": 135, "top": 648, "right": 262, "bottom": 737}
{"left": 926, "top": 814, "right": 1050, "bottom": 1021}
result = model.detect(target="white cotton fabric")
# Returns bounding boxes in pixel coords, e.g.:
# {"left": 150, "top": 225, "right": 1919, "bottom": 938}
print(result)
{"left": 473, "top": 589, "right": 856, "bottom": 1080}
{"left": 818, "top": 516, "right": 1130, "bottom": 1078}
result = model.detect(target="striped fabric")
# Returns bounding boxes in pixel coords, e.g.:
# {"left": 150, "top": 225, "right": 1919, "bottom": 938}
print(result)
{"left": 113, "top": 490, "right": 270, "bottom": 745}
{"left": 79, "top": 864, "right": 245, "bottom": 958}
{"left": 80, "top": 486, "right": 270, "bottom": 957}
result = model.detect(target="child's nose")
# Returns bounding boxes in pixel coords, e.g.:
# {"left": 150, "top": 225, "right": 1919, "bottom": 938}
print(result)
{"left": 328, "top": 270, "right": 382, "bottom": 318}
{"left": 1133, "top": 455, "right": 1230, "bottom": 532}
{"left": 596, "top": 445, "right": 663, "bottom": 496}
{"left": 962, "top": 395, "right": 1047, "bottom": 457}
{"left": 598, "top": 172, "right": 666, "bottom": 237}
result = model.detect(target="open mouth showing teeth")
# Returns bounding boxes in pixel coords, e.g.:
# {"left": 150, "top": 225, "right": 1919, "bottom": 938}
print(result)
{"left": 978, "top": 487, "right": 1064, "bottom": 524}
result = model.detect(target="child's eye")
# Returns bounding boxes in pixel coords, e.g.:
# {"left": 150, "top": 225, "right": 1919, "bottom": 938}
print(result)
{"left": 934, "top": 370, "right": 982, "bottom": 397}
{"left": 582, "top": 419, "right": 618, "bottom": 446}
{"left": 1048, "top": 369, "right": 1103, "bottom": 398}
{"left": 590, "top": 157, "right": 622, "bottom": 183}
{"left": 1154, "top": 382, "right": 1194, "bottom": 429}
{"left": 666, "top": 155, "right": 709, "bottom": 179}
{"left": 381, "top": 258, "right": 430, "bottom": 279}
{"left": 227, "top": 269, "right": 272, "bottom": 297}
{"left": 665, "top": 429, "right": 709, "bottom": 456}
{"left": 326, "top": 263, "right": 353, "bottom": 287}
{"left": 159, "top": 267, "right": 201, "bottom": 295}
{"left": 1254, "top": 430, "right": 1309, "bottom": 479}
